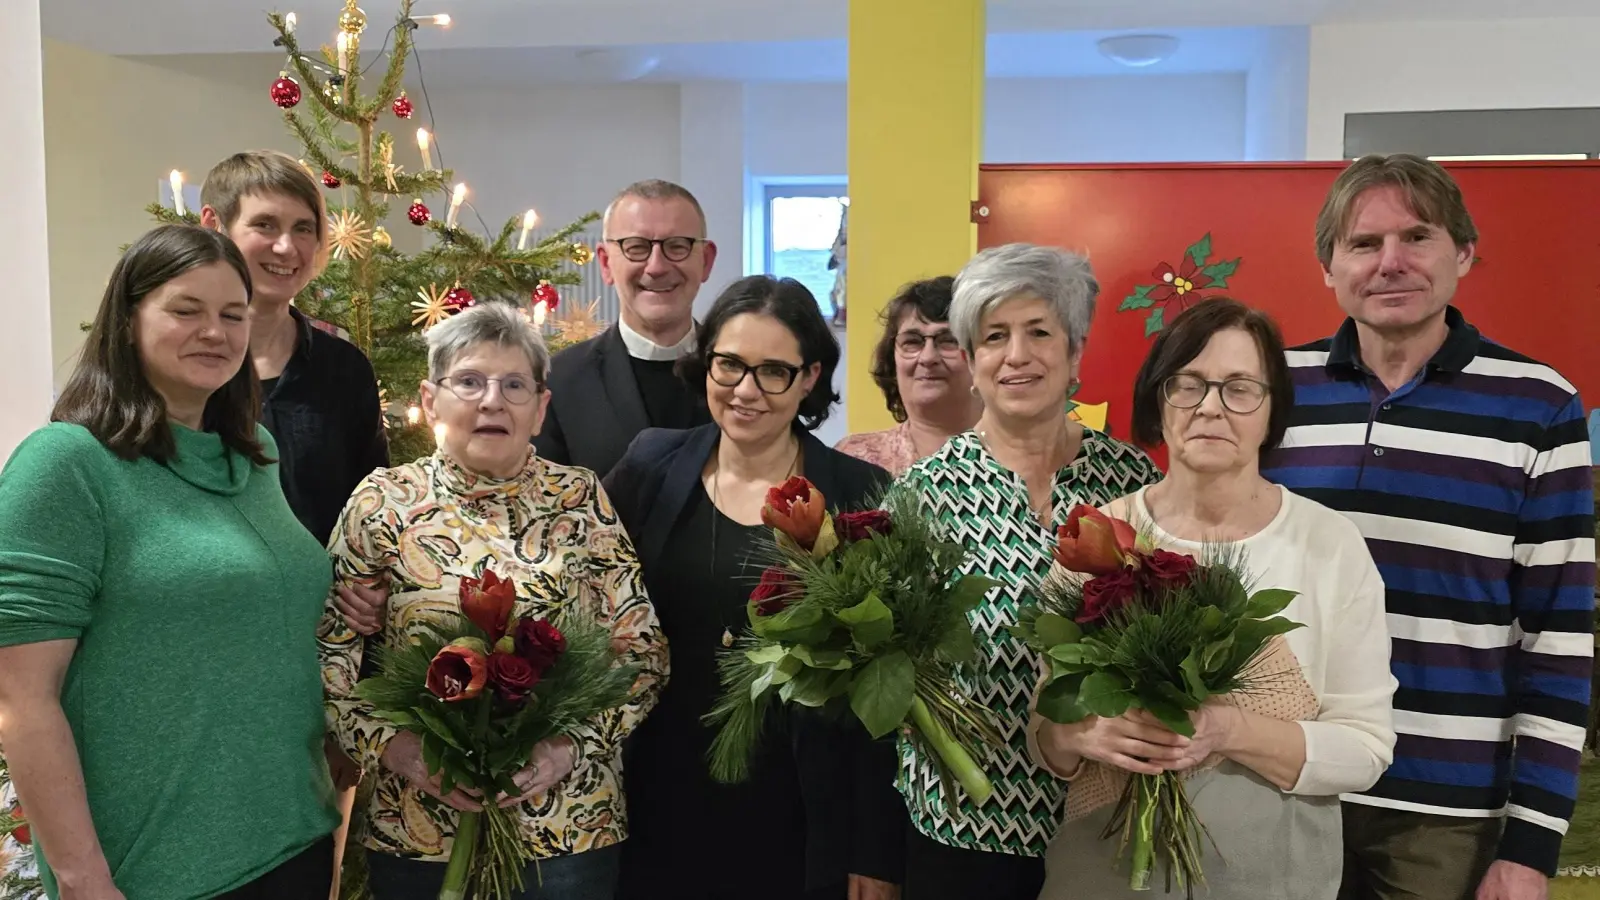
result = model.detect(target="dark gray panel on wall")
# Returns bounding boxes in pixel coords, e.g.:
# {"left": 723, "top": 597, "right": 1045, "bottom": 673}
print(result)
{"left": 1344, "top": 108, "right": 1600, "bottom": 158}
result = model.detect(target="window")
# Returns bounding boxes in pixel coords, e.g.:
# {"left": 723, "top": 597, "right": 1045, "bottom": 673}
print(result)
{"left": 763, "top": 183, "right": 848, "bottom": 322}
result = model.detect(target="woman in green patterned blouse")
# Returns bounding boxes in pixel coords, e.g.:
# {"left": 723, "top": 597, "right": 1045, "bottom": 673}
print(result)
{"left": 891, "top": 243, "right": 1164, "bottom": 900}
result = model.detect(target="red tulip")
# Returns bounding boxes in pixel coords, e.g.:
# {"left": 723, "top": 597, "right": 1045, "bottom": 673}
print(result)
{"left": 1055, "top": 505, "right": 1137, "bottom": 577}
{"left": 460, "top": 569, "right": 517, "bottom": 641}
{"left": 762, "top": 476, "right": 837, "bottom": 557}
{"left": 426, "top": 640, "right": 489, "bottom": 702}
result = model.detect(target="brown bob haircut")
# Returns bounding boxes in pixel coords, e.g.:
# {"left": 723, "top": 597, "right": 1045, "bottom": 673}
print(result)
{"left": 1129, "top": 298, "right": 1293, "bottom": 453}
{"left": 52, "top": 224, "right": 271, "bottom": 466}
{"left": 1315, "top": 153, "right": 1479, "bottom": 269}
{"left": 869, "top": 275, "right": 955, "bottom": 423}
{"left": 200, "top": 149, "right": 331, "bottom": 278}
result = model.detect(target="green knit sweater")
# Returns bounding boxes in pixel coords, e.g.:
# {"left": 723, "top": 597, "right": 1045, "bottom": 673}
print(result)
{"left": 0, "top": 422, "right": 340, "bottom": 899}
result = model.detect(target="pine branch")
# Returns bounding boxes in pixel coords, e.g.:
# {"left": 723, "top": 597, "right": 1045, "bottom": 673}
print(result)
{"left": 267, "top": 12, "right": 364, "bottom": 127}
{"left": 362, "top": 0, "right": 416, "bottom": 120}
{"left": 146, "top": 204, "right": 199, "bottom": 226}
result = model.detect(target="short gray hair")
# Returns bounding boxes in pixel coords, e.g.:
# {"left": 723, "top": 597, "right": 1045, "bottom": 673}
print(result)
{"left": 948, "top": 243, "right": 1098, "bottom": 355}
{"left": 426, "top": 302, "right": 550, "bottom": 384}
{"left": 603, "top": 179, "right": 707, "bottom": 238}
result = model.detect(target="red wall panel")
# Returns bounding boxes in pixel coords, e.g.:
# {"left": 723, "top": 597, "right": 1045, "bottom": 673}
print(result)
{"left": 977, "top": 161, "right": 1600, "bottom": 450}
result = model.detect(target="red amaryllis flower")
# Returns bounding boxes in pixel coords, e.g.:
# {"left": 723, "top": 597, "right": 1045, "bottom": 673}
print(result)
{"left": 1076, "top": 569, "right": 1139, "bottom": 625}
{"left": 750, "top": 566, "right": 800, "bottom": 617}
{"left": 835, "top": 509, "right": 893, "bottom": 543}
{"left": 514, "top": 618, "right": 568, "bottom": 676}
{"left": 1141, "top": 548, "right": 1199, "bottom": 591}
{"left": 460, "top": 569, "right": 517, "bottom": 641}
{"left": 7, "top": 805, "right": 28, "bottom": 845}
{"left": 762, "top": 476, "right": 830, "bottom": 553}
{"left": 1148, "top": 257, "right": 1213, "bottom": 305}
{"left": 487, "top": 651, "right": 539, "bottom": 703}
{"left": 1055, "top": 505, "right": 1137, "bottom": 577}
{"left": 426, "top": 640, "right": 489, "bottom": 702}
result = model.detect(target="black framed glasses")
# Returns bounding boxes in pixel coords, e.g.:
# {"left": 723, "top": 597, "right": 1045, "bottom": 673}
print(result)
{"left": 894, "top": 329, "right": 962, "bottom": 358}
{"left": 606, "top": 236, "right": 701, "bottom": 263}
{"left": 707, "top": 352, "right": 803, "bottom": 395}
{"left": 435, "top": 370, "right": 543, "bottom": 406}
{"left": 1162, "top": 374, "right": 1269, "bottom": 414}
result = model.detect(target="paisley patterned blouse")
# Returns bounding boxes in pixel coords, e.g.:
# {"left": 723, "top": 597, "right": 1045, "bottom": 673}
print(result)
{"left": 318, "top": 449, "right": 668, "bottom": 862}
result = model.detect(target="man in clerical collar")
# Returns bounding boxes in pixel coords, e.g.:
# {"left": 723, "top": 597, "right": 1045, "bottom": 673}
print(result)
{"left": 536, "top": 179, "right": 718, "bottom": 477}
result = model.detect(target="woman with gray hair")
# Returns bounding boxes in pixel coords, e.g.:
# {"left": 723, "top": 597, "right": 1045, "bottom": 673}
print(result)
{"left": 318, "top": 301, "right": 668, "bottom": 899}
{"left": 890, "top": 244, "right": 1163, "bottom": 899}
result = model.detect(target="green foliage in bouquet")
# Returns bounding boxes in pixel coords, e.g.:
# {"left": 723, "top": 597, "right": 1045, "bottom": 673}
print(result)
{"left": 1014, "top": 504, "right": 1304, "bottom": 897}
{"left": 706, "top": 477, "right": 1004, "bottom": 805}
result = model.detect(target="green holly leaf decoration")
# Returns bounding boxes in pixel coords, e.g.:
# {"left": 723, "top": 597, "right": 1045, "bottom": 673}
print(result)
{"left": 1200, "top": 257, "right": 1241, "bottom": 289}
{"left": 1144, "top": 307, "right": 1166, "bottom": 337}
{"left": 1119, "top": 284, "right": 1156, "bottom": 311}
{"left": 1185, "top": 233, "right": 1213, "bottom": 268}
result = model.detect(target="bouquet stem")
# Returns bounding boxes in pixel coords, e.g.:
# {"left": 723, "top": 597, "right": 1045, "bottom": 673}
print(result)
{"left": 909, "top": 693, "right": 992, "bottom": 806}
{"left": 1128, "top": 774, "right": 1159, "bottom": 891}
{"left": 438, "top": 808, "right": 480, "bottom": 900}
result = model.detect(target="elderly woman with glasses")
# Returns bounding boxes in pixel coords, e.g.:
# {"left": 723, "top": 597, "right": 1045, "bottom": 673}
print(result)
{"left": 318, "top": 302, "right": 668, "bottom": 900}
{"left": 835, "top": 276, "right": 983, "bottom": 476}
{"left": 603, "top": 275, "right": 906, "bottom": 900}
{"left": 888, "top": 244, "right": 1164, "bottom": 900}
{"left": 1028, "top": 299, "right": 1395, "bottom": 900}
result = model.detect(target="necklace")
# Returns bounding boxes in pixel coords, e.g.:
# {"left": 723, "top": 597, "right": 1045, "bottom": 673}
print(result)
{"left": 709, "top": 437, "right": 802, "bottom": 648}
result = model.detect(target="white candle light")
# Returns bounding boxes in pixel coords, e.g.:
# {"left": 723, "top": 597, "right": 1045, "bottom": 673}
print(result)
{"left": 336, "top": 33, "right": 350, "bottom": 74}
{"left": 533, "top": 301, "right": 548, "bottom": 326}
{"left": 446, "top": 183, "right": 467, "bottom": 229}
{"left": 406, "top": 405, "right": 421, "bottom": 425}
{"left": 417, "top": 128, "right": 432, "bottom": 171}
{"left": 169, "top": 170, "right": 186, "bottom": 216}
{"left": 517, "top": 209, "right": 538, "bottom": 250}
{"left": 285, "top": 12, "right": 297, "bottom": 33}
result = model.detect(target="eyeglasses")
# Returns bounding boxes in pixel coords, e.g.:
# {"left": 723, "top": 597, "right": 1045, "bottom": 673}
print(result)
{"left": 894, "top": 330, "right": 962, "bottom": 358}
{"left": 707, "top": 352, "right": 803, "bottom": 394}
{"left": 435, "top": 371, "right": 543, "bottom": 406}
{"left": 605, "top": 236, "right": 701, "bottom": 263}
{"left": 1162, "top": 374, "right": 1269, "bottom": 415}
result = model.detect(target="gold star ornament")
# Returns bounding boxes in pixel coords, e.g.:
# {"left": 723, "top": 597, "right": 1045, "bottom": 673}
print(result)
{"left": 411, "top": 284, "right": 454, "bottom": 330}
{"left": 328, "top": 209, "right": 371, "bottom": 260}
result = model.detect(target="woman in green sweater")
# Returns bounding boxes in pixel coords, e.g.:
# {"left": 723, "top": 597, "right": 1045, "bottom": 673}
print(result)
{"left": 0, "top": 225, "right": 341, "bottom": 900}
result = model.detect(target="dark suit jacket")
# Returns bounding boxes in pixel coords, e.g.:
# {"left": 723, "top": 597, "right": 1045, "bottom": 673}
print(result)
{"left": 603, "top": 423, "right": 908, "bottom": 888}
{"left": 534, "top": 324, "right": 710, "bottom": 479}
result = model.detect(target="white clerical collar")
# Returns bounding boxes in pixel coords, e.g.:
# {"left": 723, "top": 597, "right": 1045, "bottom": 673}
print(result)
{"left": 618, "top": 316, "right": 697, "bottom": 361}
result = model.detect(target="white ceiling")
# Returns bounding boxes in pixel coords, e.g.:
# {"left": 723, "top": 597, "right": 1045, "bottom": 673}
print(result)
{"left": 43, "top": 0, "right": 1600, "bottom": 83}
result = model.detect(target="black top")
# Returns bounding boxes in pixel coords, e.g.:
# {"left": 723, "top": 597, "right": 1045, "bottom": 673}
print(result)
{"left": 535, "top": 325, "right": 710, "bottom": 479}
{"left": 604, "top": 424, "right": 905, "bottom": 893}
{"left": 628, "top": 355, "right": 698, "bottom": 430}
{"left": 259, "top": 309, "right": 389, "bottom": 546}
{"left": 619, "top": 486, "right": 814, "bottom": 899}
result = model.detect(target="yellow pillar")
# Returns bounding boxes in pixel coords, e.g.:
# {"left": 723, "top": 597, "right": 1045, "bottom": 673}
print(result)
{"left": 845, "top": 0, "right": 985, "bottom": 435}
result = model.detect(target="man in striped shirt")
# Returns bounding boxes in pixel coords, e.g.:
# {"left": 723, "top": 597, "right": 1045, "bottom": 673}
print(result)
{"left": 1263, "top": 154, "right": 1595, "bottom": 900}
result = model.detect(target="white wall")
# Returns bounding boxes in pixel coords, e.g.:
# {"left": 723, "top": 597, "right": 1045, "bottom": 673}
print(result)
{"left": 1306, "top": 17, "right": 1600, "bottom": 160}
{"left": 2, "top": 0, "right": 53, "bottom": 460}
{"left": 745, "top": 83, "right": 849, "bottom": 177}
{"left": 985, "top": 74, "right": 1247, "bottom": 163}
{"left": 679, "top": 82, "right": 747, "bottom": 315}
{"left": 1245, "top": 26, "right": 1308, "bottom": 161}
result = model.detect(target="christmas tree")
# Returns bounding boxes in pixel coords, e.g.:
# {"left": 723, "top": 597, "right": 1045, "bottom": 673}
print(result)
{"left": 148, "top": 0, "right": 610, "bottom": 462}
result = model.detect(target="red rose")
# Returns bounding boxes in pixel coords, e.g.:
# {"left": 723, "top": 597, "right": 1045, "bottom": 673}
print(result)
{"left": 487, "top": 651, "right": 539, "bottom": 702}
{"left": 1076, "top": 569, "right": 1139, "bottom": 625}
{"left": 459, "top": 569, "right": 517, "bottom": 641}
{"left": 750, "top": 566, "right": 800, "bottom": 617}
{"left": 7, "top": 804, "right": 28, "bottom": 846}
{"left": 1055, "top": 505, "right": 1138, "bottom": 577}
{"left": 514, "top": 618, "right": 567, "bottom": 675}
{"left": 425, "top": 641, "right": 489, "bottom": 702}
{"left": 762, "top": 476, "right": 829, "bottom": 552}
{"left": 1141, "top": 549, "right": 1199, "bottom": 591}
{"left": 835, "top": 509, "right": 893, "bottom": 543}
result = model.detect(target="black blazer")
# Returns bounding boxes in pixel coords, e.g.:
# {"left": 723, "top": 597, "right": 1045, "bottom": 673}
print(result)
{"left": 534, "top": 324, "right": 709, "bottom": 479}
{"left": 603, "top": 423, "right": 908, "bottom": 887}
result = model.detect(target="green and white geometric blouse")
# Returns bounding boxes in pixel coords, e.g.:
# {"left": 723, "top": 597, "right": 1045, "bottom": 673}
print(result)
{"left": 893, "top": 429, "right": 1163, "bottom": 858}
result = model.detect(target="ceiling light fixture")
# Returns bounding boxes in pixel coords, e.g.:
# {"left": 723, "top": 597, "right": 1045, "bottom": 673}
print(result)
{"left": 1097, "top": 34, "right": 1180, "bottom": 68}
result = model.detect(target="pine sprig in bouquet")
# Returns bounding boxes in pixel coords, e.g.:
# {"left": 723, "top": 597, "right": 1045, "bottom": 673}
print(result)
{"left": 706, "top": 477, "right": 1004, "bottom": 804}
{"left": 1014, "top": 504, "right": 1303, "bottom": 897}
{"left": 355, "top": 569, "right": 639, "bottom": 900}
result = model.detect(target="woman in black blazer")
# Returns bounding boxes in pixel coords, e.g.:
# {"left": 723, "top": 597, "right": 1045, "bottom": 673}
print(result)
{"left": 604, "top": 275, "right": 905, "bottom": 900}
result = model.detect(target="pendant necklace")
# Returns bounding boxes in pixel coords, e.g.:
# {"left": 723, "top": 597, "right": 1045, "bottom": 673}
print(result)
{"left": 710, "top": 439, "right": 802, "bottom": 648}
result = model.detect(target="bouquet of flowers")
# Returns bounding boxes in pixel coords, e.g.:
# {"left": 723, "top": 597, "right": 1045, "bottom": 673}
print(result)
{"left": 354, "top": 568, "right": 639, "bottom": 900}
{"left": 1014, "top": 504, "right": 1303, "bottom": 896}
{"left": 706, "top": 476, "right": 1004, "bottom": 804}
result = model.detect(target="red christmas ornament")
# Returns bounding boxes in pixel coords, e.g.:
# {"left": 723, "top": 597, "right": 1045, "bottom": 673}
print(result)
{"left": 392, "top": 92, "right": 414, "bottom": 119}
{"left": 407, "top": 199, "right": 431, "bottom": 226}
{"left": 533, "top": 282, "right": 561, "bottom": 312}
{"left": 270, "top": 73, "right": 302, "bottom": 109}
{"left": 321, "top": 171, "right": 341, "bottom": 189}
{"left": 444, "top": 286, "right": 475, "bottom": 310}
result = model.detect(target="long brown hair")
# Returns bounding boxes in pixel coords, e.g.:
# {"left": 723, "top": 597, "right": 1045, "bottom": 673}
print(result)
{"left": 53, "top": 224, "right": 271, "bottom": 465}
